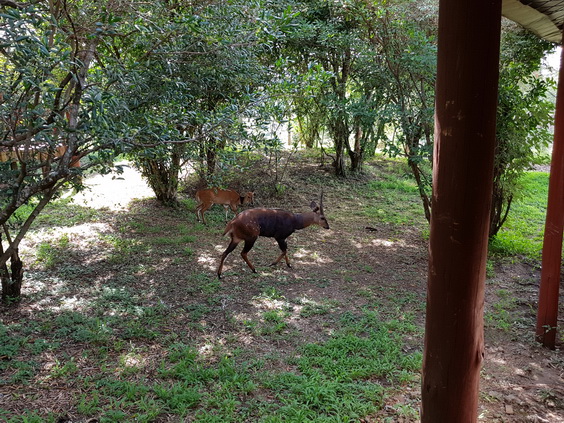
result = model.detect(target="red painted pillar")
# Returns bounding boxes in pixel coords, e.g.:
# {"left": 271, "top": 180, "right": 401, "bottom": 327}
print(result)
{"left": 421, "top": 0, "right": 502, "bottom": 421}
{"left": 536, "top": 41, "right": 564, "bottom": 349}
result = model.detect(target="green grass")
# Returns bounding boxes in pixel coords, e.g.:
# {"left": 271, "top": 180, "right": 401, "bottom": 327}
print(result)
{"left": 2, "top": 303, "right": 422, "bottom": 421}
{"left": 359, "top": 161, "right": 427, "bottom": 226}
{"left": 35, "top": 234, "right": 71, "bottom": 268}
{"left": 3, "top": 154, "right": 552, "bottom": 422}
{"left": 261, "top": 311, "right": 421, "bottom": 421}
{"left": 489, "top": 171, "right": 549, "bottom": 259}
{"left": 71, "top": 310, "right": 419, "bottom": 422}
{"left": 151, "top": 234, "right": 197, "bottom": 245}
{"left": 485, "top": 289, "right": 519, "bottom": 331}
{"left": 33, "top": 196, "right": 102, "bottom": 226}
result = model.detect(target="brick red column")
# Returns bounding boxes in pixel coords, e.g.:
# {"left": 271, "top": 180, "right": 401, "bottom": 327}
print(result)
{"left": 536, "top": 40, "right": 564, "bottom": 350}
{"left": 421, "top": 0, "right": 502, "bottom": 421}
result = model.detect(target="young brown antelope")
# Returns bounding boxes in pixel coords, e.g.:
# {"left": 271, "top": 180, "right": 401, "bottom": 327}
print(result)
{"left": 217, "top": 194, "right": 329, "bottom": 278}
{"left": 195, "top": 188, "right": 254, "bottom": 224}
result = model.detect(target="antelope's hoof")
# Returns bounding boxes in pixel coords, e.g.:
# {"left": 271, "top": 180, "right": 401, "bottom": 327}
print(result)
{"left": 286, "top": 263, "right": 292, "bottom": 268}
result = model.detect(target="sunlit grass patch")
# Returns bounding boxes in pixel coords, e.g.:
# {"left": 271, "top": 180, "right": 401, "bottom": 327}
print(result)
{"left": 362, "top": 174, "right": 426, "bottom": 226}
{"left": 51, "top": 311, "right": 114, "bottom": 344}
{"left": 99, "top": 233, "right": 148, "bottom": 264}
{"left": 261, "top": 310, "right": 422, "bottom": 420}
{"left": 299, "top": 302, "right": 332, "bottom": 317}
{"left": 32, "top": 196, "right": 102, "bottom": 227}
{"left": 35, "top": 234, "right": 71, "bottom": 269}
{"left": 489, "top": 171, "right": 548, "bottom": 259}
{"left": 136, "top": 309, "right": 422, "bottom": 422}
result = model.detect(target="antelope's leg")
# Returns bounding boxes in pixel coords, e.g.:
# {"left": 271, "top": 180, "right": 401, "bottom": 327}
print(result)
{"left": 241, "top": 238, "right": 257, "bottom": 273}
{"left": 217, "top": 239, "right": 239, "bottom": 278}
{"left": 270, "top": 239, "right": 291, "bottom": 268}
{"left": 229, "top": 203, "right": 238, "bottom": 217}
{"left": 199, "top": 203, "right": 212, "bottom": 225}
{"left": 195, "top": 203, "right": 202, "bottom": 222}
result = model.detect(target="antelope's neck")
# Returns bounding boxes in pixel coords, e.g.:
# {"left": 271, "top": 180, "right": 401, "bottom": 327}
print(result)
{"left": 296, "top": 212, "right": 314, "bottom": 229}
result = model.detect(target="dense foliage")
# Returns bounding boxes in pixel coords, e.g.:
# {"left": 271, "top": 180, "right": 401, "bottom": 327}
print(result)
{"left": 490, "top": 26, "right": 555, "bottom": 237}
{"left": 0, "top": 0, "right": 131, "bottom": 298}
{"left": 0, "top": 0, "right": 557, "bottom": 299}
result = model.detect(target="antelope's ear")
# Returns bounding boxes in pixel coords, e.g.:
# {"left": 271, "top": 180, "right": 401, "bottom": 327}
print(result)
{"left": 310, "top": 201, "right": 319, "bottom": 212}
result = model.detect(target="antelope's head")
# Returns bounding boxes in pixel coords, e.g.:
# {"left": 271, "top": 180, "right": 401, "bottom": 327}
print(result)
{"left": 310, "top": 192, "right": 329, "bottom": 229}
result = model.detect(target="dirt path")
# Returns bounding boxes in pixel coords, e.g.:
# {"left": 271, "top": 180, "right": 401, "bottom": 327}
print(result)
{"left": 71, "top": 162, "right": 154, "bottom": 211}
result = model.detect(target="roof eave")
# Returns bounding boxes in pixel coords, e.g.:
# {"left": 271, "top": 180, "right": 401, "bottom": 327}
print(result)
{"left": 502, "top": 0, "right": 562, "bottom": 43}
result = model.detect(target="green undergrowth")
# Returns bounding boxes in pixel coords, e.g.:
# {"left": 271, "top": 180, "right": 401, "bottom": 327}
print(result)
{"left": 489, "top": 171, "right": 549, "bottom": 259}
{"left": 2, "top": 310, "right": 421, "bottom": 422}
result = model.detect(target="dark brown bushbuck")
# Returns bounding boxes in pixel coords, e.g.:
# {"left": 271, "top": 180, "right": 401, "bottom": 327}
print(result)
{"left": 195, "top": 188, "right": 254, "bottom": 224}
{"left": 217, "top": 194, "right": 329, "bottom": 278}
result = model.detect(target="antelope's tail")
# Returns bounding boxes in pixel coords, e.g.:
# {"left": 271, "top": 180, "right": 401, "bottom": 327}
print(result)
{"left": 222, "top": 222, "right": 233, "bottom": 237}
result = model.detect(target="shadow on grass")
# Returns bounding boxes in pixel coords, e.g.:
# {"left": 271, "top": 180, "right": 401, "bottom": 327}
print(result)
{"left": 1, "top": 181, "right": 428, "bottom": 422}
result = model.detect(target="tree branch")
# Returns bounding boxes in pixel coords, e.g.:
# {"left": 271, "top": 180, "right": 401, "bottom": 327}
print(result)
{"left": 0, "top": 0, "right": 27, "bottom": 9}
{"left": 0, "top": 184, "right": 61, "bottom": 269}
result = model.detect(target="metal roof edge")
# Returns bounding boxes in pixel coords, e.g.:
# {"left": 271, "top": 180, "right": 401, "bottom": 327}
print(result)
{"left": 502, "top": 0, "right": 562, "bottom": 43}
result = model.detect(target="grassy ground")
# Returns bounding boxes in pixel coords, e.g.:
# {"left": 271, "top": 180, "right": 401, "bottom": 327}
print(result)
{"left": 0, "top": 153, "right": 563, "bottom": 422}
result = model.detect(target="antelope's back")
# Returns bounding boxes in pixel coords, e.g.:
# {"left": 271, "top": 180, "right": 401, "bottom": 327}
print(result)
{"left": 196, "top": 188, "right": 238, "bottom": 205}
{"left": 246, "top": 208, "right": 296, "bottom": 238}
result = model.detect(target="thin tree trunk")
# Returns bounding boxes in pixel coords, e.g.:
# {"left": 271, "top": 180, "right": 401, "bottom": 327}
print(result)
{"left": 206, "top": 146, "right": 216, "bottom": 176}
{"left": 0, "top": 186, "right": 54, "bottom": 300}
{"left": 0, "top": 233, "right": 22, "bottom": 301}
{"left": 404, "top": 130, "right": 431, "bottom": 222}
{"left": 407, "top": 159, "right": 431, "bottom": 222}
{"left": 349, "top": 124, "right": 363, "bottom": 173}
{"left": 333, "top": 130, "right": 347, "bottom": 177}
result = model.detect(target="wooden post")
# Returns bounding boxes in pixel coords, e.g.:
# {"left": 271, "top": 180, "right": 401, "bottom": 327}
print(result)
{"left": 536, "top": 39, "right": 564, "bottom": 349}
{"left": 421, "top": 0, "right": 502, "bottom": 421}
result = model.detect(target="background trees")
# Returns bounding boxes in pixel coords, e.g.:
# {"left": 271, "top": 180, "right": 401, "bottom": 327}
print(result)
{"left": 1, "top": 0, "right": 557, "bottom": 301}
{"left": 490, "top": 26, "right": 555, "bottom": 237}
{"left": 0, "top": 0, "right": 133, "bottom": 298}
{"left": 361, "top": 2, "right": 437, "bottom": 220}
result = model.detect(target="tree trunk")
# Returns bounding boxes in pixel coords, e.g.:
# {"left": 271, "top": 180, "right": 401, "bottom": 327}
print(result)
{"left": 329, "top": 115, "right": 349, "bottom": 177}
{"left": 421, "top": 0, "right": 502, "bottom": 421}
{"left": 205, "top": 136, "right": 226, "bottom": 177}
{"left": 142, "top": 144, "right": 184, "bottom": 206}
{"left": 333, "top": 129, "right": 347, "bottom": 177}
{"left": 404, "top": 129, "right": 431, "bottom": 222}
{"left": 1, "top": 233, "right": 23, "bottom": 302}
{"left": 206, "top": 145, "right": 217, "bottom": 177}
{"left": 489, "top": 168, "right": 512, "bottom": 238}
{"left": 297, "top": 115, "right": 320, "bottom": 149}
{"left": 407, "top": 158, "right": 431, "bottom": 222}
{"left": 326, "top": 49, "right": 351, "bottom": 178}
{"left": 348, "top": 124, "right": 364, "bottom": 173}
